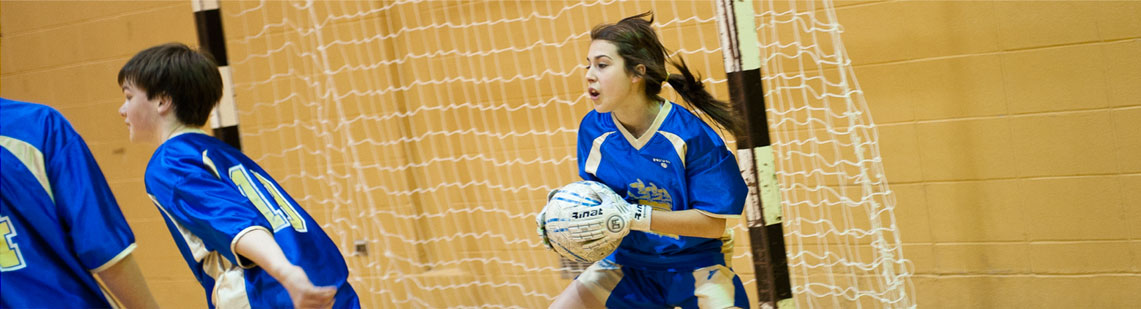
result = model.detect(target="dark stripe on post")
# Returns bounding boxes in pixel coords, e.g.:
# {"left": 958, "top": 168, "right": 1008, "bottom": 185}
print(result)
{"left": 728, "top": 67, "right": 791, "bottom": 306}
{"left": 194, "top": 9, "right": 229, "bottom": 66}
{"left": 192, "top": 1, "right": 241, "bottom": 150}
{"left": 716, "top": 0, "right": 792, "bottom": 306}
{"left": 212, "top": 125, "right": 241, "bottom": 151}
{"left": 727, "top": 70, "right": 770, "bottom": 147}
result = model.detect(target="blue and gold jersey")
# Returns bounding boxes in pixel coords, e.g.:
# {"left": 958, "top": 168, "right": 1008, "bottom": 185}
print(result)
{"left": 145, "top": 129, "right": 358, "bottom": 308}
{"left": 577, "top": 101, "right": 747, "bottom": 271}
{"left": 0, "top": 98, "right": 135, "bottom": 307}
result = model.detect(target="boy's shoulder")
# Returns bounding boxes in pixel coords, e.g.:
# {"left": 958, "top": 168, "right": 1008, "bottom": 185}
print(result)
{"left": 146, "top": 131, "right": 240, "bottom": 181}
{"left": 153, "top": 131, "right": 216, "bottom": 159}
{"left": 1, "top": 98, "right": 57, "bottom": 120}
{"left": 0, "top": 98, "right": 74, "bottom": 144}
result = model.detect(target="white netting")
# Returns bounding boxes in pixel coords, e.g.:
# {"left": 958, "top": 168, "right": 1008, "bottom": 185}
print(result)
{"left": 756, "top": 0, "right": 915, "bottom": 307}
{"left": 221, "top": 0, "right": 911, "bottom": 307}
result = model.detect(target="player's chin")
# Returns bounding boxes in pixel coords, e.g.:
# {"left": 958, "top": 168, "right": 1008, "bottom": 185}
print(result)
{"left": 591, "top": 101, "right": 611, "bottom": 113}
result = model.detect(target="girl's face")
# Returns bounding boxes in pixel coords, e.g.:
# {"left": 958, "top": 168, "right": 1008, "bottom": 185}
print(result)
{"left": 585, "top": 40, "right": 642, "bottom": 113}
{"left": 118, "top": 82, "right": 165, "bottom": 143}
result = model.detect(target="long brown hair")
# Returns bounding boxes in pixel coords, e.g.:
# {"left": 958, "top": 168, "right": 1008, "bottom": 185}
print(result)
{"left": 590, "top": 11, "right": 742, "bottom": 136}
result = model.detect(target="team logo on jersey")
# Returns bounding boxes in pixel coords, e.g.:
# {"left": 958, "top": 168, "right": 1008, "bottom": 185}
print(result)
{"left": 626, "top": 179, "right": 679, "bottom": 239}
{"left": 627, "top": 179, "right": 672, "bottom": 211}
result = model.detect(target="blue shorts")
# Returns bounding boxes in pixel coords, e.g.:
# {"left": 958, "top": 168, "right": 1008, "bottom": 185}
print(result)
{"left": 575, "top": 259, "right": 750, "bottom": 308}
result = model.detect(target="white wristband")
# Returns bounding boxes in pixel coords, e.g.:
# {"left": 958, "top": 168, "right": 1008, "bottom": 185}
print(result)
{"left": 630, "top": 204, "right": 652, "bottom": 232}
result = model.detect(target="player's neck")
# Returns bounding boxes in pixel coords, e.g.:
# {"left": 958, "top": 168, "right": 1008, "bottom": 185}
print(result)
{"left": 612, "top": 96, "right": 662, "bottom": 139}
{"left": 158, "top": 116, "right": 193, "bottom": 143}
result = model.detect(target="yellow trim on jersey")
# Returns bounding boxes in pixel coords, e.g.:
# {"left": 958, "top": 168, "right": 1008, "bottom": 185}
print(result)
{"left": 584, "top": 132, "right": 615, "bottom": 177}
{"left": 201, "top": 251, "right": 233, "bottom": 281}
{"left": 720, "top": 225, "right": 735, "bottom": 266}
{"left": 169, "top": 127, "right": 207, "bottom": 139}
{"left": 694, "top": 208, "right": 741, "bottom": 219}
{"left": 202, "top": 150, "right": 221, "bottom": 178}
{"left": 212, "top": 265, "right": 252, "bottom": 308}
{"left": 611, "top": 100, "right": 671, "bottom": 150}
{"left": 657, "top": 131, "right": 687, "bottom": 169}
{"left": 0, "top": 135, "right": 53, "bottom": 202}
{"left": 149, "top": 194, "right": 210, "bottom": 262}
{"left": 693, "top": 264, "right": 739, "bottom": 308}
{"left": 90, "top": 270, "right": 125, "bottom": 309}
{"left": 90, "top": 243, "right": 138, "bottom": 273}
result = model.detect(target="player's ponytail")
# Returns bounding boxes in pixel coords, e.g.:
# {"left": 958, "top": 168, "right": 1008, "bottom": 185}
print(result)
{"left": 592, "top": 11, "right": 743, "bottom": 137}
{"left": 666, "top": 57, "right": 743, "bottom": 137}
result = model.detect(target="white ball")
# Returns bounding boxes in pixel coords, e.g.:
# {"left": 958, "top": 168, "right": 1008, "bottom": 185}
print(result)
{"left": 543, "top": 181, "right": 623, "bottom": 263}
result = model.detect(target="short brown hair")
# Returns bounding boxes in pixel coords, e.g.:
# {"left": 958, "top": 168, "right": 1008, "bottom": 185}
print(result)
{"left": 118, "top": 43, "right": 223, "bottom": 127}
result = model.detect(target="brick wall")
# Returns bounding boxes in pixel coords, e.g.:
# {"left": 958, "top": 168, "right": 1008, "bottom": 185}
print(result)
{"left": 2, "top": 1, "right": 1137, "bottom": 307}
{"left": 0, "top": 1, "right": 206, "bottom": 307}
{"left": 835, "top": 1, "right": 1141, "bottom": 307}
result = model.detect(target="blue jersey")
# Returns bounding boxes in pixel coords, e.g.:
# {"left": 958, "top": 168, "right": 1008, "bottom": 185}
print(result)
{"left": 0, "top": 98, "right": 135, "bottom": 308}
{"left": 577, "top": 101, "right": 747, "bottom": 271}
{"left": 145, "top": 129, "right": 358, "bottom": 308}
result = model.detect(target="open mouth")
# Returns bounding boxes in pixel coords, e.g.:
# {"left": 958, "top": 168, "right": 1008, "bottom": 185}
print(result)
{"left": 588, "top": 88, "right": 600, "bottom": 99}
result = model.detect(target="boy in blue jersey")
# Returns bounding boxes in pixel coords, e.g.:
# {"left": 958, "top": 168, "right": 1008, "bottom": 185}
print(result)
{"left": 544, "top": 12, "right": 751, "bottom": 308}
{"left": 1, "top": 98, "right": 159, "bottom": 308}
{"left": 116, "top": 43, "right": 359, "bottom": 308}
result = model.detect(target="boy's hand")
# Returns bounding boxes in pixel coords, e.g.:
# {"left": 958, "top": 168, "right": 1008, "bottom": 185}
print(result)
{"left": 278, "top": 265, "right": 337, "bottom": 309}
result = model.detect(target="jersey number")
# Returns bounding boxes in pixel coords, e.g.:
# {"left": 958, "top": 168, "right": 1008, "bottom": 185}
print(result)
{"left": 228, "top": 165, "right": 307, "bottom": 232}
{"left": 0, "top": 216, "right": 27, "bottom": 271}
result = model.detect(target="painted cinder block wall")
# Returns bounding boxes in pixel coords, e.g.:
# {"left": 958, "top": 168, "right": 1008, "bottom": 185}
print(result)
{"left": 2, "top": 1, "right": 1138, "bottom": 307}
{"left": 1, "top": 1, "right": 208, "bottom": 307}
{"left": 834, "top": 1, "right": 1141, "bottom": 307}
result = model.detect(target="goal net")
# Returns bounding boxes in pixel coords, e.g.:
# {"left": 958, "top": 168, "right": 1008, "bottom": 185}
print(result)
{"left": 219, "top": 0, "right": 912, "bottom": 307}
{"left": 755, "top": 0, "right": 915, "bottom": 307}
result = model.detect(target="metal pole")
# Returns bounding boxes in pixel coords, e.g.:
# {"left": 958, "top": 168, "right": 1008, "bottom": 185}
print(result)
{"left": 192, "top": 0, "right": 241, "bottom": 150}
{"left": 714, "top": 0, "right": 792, "bottom": 307}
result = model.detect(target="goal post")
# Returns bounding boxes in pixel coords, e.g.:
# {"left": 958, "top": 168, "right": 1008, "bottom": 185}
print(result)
{"left": 715, "top": 0, "right": 793, "bottom": 308}
{"left": 749, "top": 0, "right": 916, "bottom": 307}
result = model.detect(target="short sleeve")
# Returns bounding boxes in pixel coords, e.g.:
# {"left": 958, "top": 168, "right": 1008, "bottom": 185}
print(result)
{"left": 150, "top": 154, "right": 272, "bottom": 268}
{"left": 685, "top": 136, "right": 747, "bottom": 218}
{"left": 577, "top": 113, "right": 603, "bottom": 182}
{"left": 47, "top": 126, "right": 135, "bottom": 272}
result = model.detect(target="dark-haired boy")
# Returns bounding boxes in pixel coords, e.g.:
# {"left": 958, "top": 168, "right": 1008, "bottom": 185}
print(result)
{"left": 118, "top": 42, "right": 359, "bottom": 308}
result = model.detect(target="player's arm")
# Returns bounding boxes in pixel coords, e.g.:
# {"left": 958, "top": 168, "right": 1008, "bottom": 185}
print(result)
{"left": 234, "top": 229, "right": 336, "bottom": 309}
{"left": 572, "top": 137, "right": 744, "bottom": 241}
{"left": 583, "top": 195, "right": 726, "bottom": 239}
{"left": 647, "top": 209, "right": 727, "bottom": 239}
{"left": 95, "top": 254, "right": 159, "bottom": 309}
{"left": 662, "top": 134, "right": 746, "bottom": 239}
{"left": 43, "top": 112, "right": 160, "bottom": 307}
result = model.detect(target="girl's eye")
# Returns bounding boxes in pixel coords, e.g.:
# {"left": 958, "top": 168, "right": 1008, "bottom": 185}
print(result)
{"left": 597, "top": 63, "right": 608, "bottom": 69}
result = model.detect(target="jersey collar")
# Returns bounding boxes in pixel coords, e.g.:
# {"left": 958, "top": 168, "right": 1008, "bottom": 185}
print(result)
{"left": 612, "top": 100, "right": 671, "bottom": 150}
{"left": 168, "top": 127, "right": 208, "bottom": 140}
